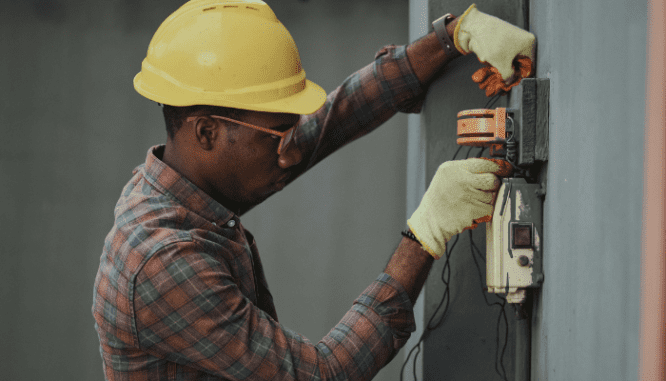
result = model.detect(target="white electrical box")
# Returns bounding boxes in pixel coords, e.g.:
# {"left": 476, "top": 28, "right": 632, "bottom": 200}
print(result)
{"left": 486, "top": 177, "right": 544, "bottom": 303}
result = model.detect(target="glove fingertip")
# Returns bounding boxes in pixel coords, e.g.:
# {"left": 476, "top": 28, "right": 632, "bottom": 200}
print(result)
{"left": 472, "top": 67, "right": 491, "bottom": 83}
{"left": 519, "top": 59, "right": 533, "bottom": 78}
{"left": 464, "top": 157, "right": 501, "bottom": 174}
{"left": 480, "top": 158, "right": 514, "bottom": 177}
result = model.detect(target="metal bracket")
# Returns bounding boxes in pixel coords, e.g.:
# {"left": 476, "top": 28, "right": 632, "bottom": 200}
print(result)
{"left": 507, "top": 78, "right": 550, "bottom": 166}
{"left": 456, "top": 78, "right": 550, "bottom": 183}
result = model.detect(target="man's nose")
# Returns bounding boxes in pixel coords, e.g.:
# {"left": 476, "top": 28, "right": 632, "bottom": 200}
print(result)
{"left": 277, "top": 142, "right": 303, "bottom": 169}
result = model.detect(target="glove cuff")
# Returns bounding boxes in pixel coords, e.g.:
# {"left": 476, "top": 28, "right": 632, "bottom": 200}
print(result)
{"left": 407, "top": 219, "right": 445, "bottom": 260}
{"left": 453, "top": 3, "right": 478, "bottom": 54}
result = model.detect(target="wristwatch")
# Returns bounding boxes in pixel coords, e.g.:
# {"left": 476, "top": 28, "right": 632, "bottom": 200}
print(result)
{"left": 432, "top": 13, "right": 457, "bottom": 57}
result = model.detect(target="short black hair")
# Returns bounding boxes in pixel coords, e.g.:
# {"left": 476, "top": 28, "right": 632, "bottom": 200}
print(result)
{"left": 162, "top": 104, "right": 245, "bottom": 140}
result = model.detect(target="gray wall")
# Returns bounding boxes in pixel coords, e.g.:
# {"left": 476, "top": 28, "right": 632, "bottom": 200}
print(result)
{"left": 529, "top": 0, "right": 645, "bottom": 379}
{"left": 0, "top": 1, "right": 409, "bottom": 380}
{"left": 414, "top": 0, "right": 647, "bottom": 380}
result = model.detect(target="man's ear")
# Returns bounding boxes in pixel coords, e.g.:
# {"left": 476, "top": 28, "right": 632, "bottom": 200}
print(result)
{"left": 193, "top": 116, "right": 220, "bottom": 151}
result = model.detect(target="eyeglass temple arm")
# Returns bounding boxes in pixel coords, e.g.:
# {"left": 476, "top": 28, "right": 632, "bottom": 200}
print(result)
{"left": 208, "top": 115, "right": 288, "bottom": 137}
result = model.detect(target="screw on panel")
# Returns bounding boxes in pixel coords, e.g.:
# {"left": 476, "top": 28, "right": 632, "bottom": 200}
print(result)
{"left": 518, "top": 255, "right": 530, "bottom": 266}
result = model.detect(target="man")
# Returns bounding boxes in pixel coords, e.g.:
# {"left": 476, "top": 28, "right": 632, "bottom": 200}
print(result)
{"left": 92, "top": 1, "right": 535, "bottom": 380}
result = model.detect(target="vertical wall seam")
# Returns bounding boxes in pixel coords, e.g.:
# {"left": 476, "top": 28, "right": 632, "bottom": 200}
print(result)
{"left": 405, "top": 1, "right": 429, "bottom": 380}
{"left": 640, "top": 0, "right": 666, "bottom": 379}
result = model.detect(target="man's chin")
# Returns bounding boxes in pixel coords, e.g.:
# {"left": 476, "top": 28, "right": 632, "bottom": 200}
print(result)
{"left": 236, "top": 183, "right": 285, "bottom": 208}
{"left": 253, "top": 188, "right": 279, "bottom": 203}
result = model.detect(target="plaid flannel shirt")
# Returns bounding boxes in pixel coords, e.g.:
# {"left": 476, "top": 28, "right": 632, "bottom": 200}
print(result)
{"left": 93, "top": 45, "right": 427, "bottom": 381}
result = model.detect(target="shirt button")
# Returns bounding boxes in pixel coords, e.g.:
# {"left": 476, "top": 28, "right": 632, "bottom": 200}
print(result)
{"left": 212, "top": 222, "right": 217, "bottom": 226}
{"left": 227, "top": 220, "right": 236, "bottom": 228}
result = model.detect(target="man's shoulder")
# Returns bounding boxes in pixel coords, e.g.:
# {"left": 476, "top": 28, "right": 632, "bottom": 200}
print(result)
{"left": 93, "top": 173, "right": 205, "bottom": 351}
{"left": 103, "top": 175, "right": 198, "bottom": 270}
{"left": 115, "top": 174, "right": 190, "bottom": 231}
{"left": 99, "top": 167, "right": 238, "bottom": 285}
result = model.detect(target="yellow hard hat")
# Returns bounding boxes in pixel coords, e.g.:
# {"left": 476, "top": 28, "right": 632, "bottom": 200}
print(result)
{"left": 133, "top": 0, "right": 326, "bottom": 114}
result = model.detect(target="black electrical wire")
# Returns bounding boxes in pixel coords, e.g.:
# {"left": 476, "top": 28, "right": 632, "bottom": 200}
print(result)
{"left": 469, "top": 146, "right": 510, "bottom": 381}
{"left": 451, "top": 145, "right": 463, "bottom": 163}
{"left": 400, "top": 144, "right": 510, "bottom": 381}
{"left": 484, "top": 93, "right": 503, "bottom": 109}
{"left": 400, "top": 143, "right": 464, "bottom": 381}
{"left": 464, "top": 145, "right": 474, "bottom": 159}
{"left": 469, "top": 230, "right": 510, "bottom": 381}
{"left": 400, "top": 61, "right": 515, "bottom": 380}
{"left": 476, "top": 146, "right": 486, "bottom": 158}
{"left": 399, "top": 234, "right": 459, "bottom": 381}
{"left": 471, "top": 145, "right": 510, "bottom": 381}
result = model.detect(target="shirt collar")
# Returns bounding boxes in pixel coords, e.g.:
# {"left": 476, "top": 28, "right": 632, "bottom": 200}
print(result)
{"left": 136, "top": 145, "right": 237, "bottom": 227}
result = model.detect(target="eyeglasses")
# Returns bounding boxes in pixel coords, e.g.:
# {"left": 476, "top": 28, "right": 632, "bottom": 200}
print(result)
{"left": 186, "top": 115, "right": 298, "bottom": 155}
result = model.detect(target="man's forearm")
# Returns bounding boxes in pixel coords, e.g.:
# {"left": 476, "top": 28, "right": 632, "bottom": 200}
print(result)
{"left": 384, "top": 236, "right": 435, "bottom": 305}
{"left": 406, "top": 16, "right": 462, "bottom": 86}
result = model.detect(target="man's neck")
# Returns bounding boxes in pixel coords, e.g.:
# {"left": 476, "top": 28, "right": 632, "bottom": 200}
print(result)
{"left": 162, "top": 141, "right": 249, "bottom": 216}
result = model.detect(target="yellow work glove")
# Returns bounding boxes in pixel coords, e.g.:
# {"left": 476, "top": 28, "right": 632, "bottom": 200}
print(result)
{"left": 454, "top": 4, "right": 536, "bottom": 90}
{"left": 407, "top": 158, "right": 502, "bottom": 259}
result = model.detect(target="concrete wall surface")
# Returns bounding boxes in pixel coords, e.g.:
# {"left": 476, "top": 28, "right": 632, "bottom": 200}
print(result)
{"left": 0, "top": 1, "right": 409, "bottom": 380}
{"left": 413, "top": 0, "right": 647, "bottom": 380}
{"left": 530, "top": 0, "right": 646, "bottom": 379}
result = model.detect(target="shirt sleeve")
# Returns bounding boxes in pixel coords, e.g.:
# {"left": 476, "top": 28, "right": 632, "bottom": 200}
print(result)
{"left": 133, "top": 240, "right": 416, "bottom": 380}
{"left": 294, "top": 44, "right": 427, "bottom": 173}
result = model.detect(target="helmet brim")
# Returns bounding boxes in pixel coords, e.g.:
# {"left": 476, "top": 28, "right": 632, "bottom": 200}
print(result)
{"left": 135, "top": 70, "right": 327, "bottom": 116}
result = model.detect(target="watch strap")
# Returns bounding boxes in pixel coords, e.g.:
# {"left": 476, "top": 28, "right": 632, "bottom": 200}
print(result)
{"left": 432, "top": 13, "right": 458, "bottom": 57}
